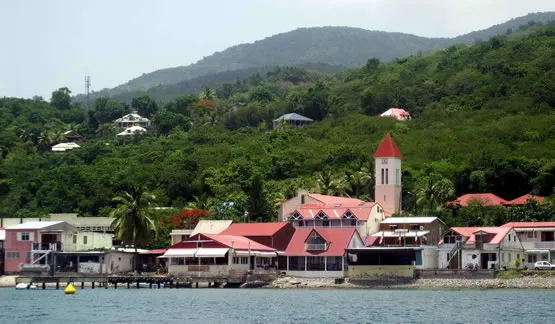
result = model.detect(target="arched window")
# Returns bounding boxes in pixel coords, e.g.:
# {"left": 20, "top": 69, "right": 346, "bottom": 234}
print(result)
{"left": 343, "top": 211, "right": 354, "bottom": 219}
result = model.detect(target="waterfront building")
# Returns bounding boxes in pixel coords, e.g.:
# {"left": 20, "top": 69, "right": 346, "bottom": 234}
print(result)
{"left": 162, "top": 233, "right": 277, "bottom": 279}
{"left": 501, "top": 222, "right": 555, "bottom": 269}
{"left": 366, "top": 217, "right": 446, "bottom": 269}
{"left": 280, "top": 228, "right": 363, "bottom": 278}
{"left": 438, "top": 226, "right": 524, "bottom": 270}
{"left": 3, "top": 221, "right": 115, "bottom": 274}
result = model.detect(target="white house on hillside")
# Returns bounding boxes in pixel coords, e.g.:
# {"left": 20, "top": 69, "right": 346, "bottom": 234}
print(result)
{"left": 114, "top": 112, "right": 151, "bottom": 128}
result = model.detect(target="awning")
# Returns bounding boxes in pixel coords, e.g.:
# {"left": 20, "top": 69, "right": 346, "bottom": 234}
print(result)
{"left": 195, "top": 248, "right": 229, "bottom": 258}
{"left": 160, "top": 248, "right": 197, "bottom": 258}
{"left": 234, "top": 250, "right": 276, "bottom": 257}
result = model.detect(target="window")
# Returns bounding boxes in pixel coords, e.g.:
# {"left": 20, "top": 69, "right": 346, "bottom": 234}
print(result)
{"left": 527, "top": 232, "right": 535, "bottom": 239}
{"left": 517, "top": 254, "right": 520, "bottom": 261}
{"left": 411, "top": 224, "right": 420, "bottom": 231}
{"left": 315, "top": 211, "right": 327, "bottom": 219}
{"left": 83, "top": 236, "right": 88, "bottom": 245}
{"left": 196, "top": 241, "right": 203, "bottom": 248}
{"left": 233, "top": 257, "right": 248, "bottom": 265}
{"left": 396, "top": 169, "right": 400, "bottom": 185}
{"left": 381, "top": 169, "right": 384, "bottom": 185}
{"left": 385, "top": 168, "right": 389, "bottom": 184}
{"left": 514, "top": 235, "right": 516, "bottom": 242}
{"left": 7, "top": 252, "right": 20, "bottom": 259}
{"left": 290, "top": 212, "right": 302, "bottom": 220}
{"left": 18, "top": 232, "right": 31, "bottom": 241}
{"left": 343, "top": 211, "right": 354, "bottom": 219}
{"left": 298, "top": 221, "right": 304, "bottom": 227}
{"left": 350, "top": 219, "right": 357, "bottom": 227}
{"left": 508, "top": 234, "right": 511, "bottom": 242}
{"left": 322, "top": 220, "right": 329, "bottom": 227}
{"left": 528, "top": 254, "right": 537, "bottom": 263}
{"left": 73, "top": 235, "right": 77, "bottom": 244}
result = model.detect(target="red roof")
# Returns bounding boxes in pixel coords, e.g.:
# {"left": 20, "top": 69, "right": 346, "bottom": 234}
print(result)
{"left": 308, "top": 194, "right": 366, "bottom": 206}
{"left": 373, "top": 133, "right": 403, "bottom": 158}
{"left": 447, "top": 193, "right": 508, "bottom": 207}
{"left": 450, "top": 227, "right": 512, "bottom": 245}
{"left": 283, "top": 228, "right": 359, "bottom": 256}
{"left": 221, "top": 222, "right": 289, "bottom": 236}
{"left": 141, "top": 249, "right": 167, "bottom": 255}
{"left": 172, "top": 233, "right": 276, "bottom": 251}
{"left": 292, "top": 202, "right": 379, "bottom": 220}
{"left": 501, "top": 222, "right": 555, "bottom": 228}
{"left": 505, "top": 194, "right": 545, "bottom": 205}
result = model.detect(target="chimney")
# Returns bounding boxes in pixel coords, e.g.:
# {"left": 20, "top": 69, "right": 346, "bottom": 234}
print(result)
{"left": 301, "top": 194, "right": 306, "bottom": 204}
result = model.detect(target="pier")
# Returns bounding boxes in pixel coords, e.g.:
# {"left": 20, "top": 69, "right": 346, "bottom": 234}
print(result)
{"left": 14, "top": 275, "right": 231, "bottom": 289}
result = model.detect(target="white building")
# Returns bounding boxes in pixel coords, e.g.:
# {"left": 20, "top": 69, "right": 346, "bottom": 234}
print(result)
{"left": 114, "top": 112, "right": 151, "bottom": 128}
{"left": 502, "top": 222, "right": 555, "bottom": 269}
{"left": 438, "top": 226, "right": 524, "bottom": 270}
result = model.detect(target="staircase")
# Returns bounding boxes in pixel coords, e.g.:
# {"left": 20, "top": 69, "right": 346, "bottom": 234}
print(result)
{"left": 446, "top": 241, "right": 463, "bottom": 269}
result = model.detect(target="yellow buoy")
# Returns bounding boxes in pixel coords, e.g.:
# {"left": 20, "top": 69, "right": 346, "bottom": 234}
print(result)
{"left": 64, "top": 283, "right": 76, "bottom": 295}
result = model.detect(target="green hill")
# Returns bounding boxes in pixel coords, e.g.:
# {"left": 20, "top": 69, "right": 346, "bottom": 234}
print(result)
{"left": 1, "top": 25, "right": 554, "bottom": 226}
{"left": 74, "top": 12, "right": 555, "bottom": 103}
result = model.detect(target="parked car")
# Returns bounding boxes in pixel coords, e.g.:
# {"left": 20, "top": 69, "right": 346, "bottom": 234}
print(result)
{"left": 533, "top": 261, "right": 555, "bottom": 270}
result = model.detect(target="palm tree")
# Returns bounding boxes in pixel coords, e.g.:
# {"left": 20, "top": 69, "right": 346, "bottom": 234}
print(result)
{"left": 316, "top": 170, "right": 347, "bottom": 196}
{"left": 346, "top": 168, "right": 372, "bottom": 198}
{"left": 110, "top": 186, "right": 157, "bottom": 272}
{"left": 415, "top": 173, "right": 455, "bottom": 211}
{"left": 37, "top": 131, "right": 52, "bottom": 151}
{"left": 201, "top": 87, "right": 215, "bottom": 100}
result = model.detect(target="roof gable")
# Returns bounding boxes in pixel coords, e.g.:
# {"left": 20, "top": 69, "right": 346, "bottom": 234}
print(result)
{"left": 448, "top": 193, "right": 508, "bottom": 207}
{"left": 284, "top": 228, "right": 357, "bottom": 256}
{"left": 373, "top": 133, "right": 403, "bottom": 158}
{"left": 173, "top": 233, "right": 275, "bottom": 251}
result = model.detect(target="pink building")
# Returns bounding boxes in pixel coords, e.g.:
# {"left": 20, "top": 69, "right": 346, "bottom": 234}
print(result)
{"left": 3, "top": 221, "right": 76, "bottom": 274}
{"left": 380, "top": 108, "right": 411, "bottom": 121}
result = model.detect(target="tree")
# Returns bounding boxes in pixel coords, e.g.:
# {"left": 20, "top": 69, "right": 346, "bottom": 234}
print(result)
{"left": 110, "top": 186, "right": 157, "bottom": 272}
{"left": 50, "top": 87, "right": 72, "bottom": 110}
{"left": 415, "top": 173, "right": 455, "bottom": 211}
{"left": 132, "top": 95, "right": 158, "bottom": 118}
{"left": 346, "top": 168, "right": 372, "bottom": 198}
{"left": 245, "top": 174, "right": 273, "bottom": 222}
{"left": 316, "top": 170, "right": 347, "bottom": 196}
{"left": 93, "top": 98, "right": 129, "bottom": 124}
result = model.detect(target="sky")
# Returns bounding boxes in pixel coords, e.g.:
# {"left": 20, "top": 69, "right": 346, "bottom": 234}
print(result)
{"left": 1, "top": 0, "right": 554, "bottom": 99}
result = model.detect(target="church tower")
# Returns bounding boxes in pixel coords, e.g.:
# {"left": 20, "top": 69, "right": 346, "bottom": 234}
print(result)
{"left": 373, "top": 133, "right": 403, "bottom": 215}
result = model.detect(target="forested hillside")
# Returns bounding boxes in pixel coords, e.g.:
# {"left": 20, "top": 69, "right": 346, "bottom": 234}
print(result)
{"left": 74, "top": 12, "right": 555, "bottom": 103}
{"left": 1, "top": 26, "right": 554, "bottom": 229}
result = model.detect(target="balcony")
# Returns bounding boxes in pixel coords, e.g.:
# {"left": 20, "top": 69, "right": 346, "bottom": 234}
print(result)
{"left": 32, "top": 242, "right": 61, "bottom": 252}
{"left": 535, "top": 242, "right": 555, "bottom": 249}
{"left": 305, "top": 243, "right": 328, "bottom": 251}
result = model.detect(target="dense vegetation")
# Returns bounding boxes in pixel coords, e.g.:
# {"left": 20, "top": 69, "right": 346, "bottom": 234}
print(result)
{"left": 74, "top": 12, "right": 555, "bottom": 103}
{"left": 1, "top": 25, "right": 555, "bottom": 233}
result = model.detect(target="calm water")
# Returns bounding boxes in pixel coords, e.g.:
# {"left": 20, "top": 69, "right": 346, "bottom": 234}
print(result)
{"left": 0, "top": 288, "right": 554, "bottom": 323}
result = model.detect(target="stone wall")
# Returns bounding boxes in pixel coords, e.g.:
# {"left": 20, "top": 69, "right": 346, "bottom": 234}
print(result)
{"left": 415, "top": 269, "right": 495, "bottom": 279}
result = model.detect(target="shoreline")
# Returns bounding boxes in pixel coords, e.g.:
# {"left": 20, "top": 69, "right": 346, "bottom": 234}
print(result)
{"left": 3, "top": 275, "right": 555, "bottom": 289}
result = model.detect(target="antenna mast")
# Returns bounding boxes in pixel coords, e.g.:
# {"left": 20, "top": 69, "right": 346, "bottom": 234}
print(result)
{"left": 85, "top": 75, "right": 91, "bottom": 110}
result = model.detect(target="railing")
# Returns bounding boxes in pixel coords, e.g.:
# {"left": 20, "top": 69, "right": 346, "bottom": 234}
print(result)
{"left": 446, "top": 241, "right": 463, "bottom": 268}
{"left": 305, "top": 243, "right": 328, "bottom": 251}
{"left": 32, "top": 242, "right": 61, "bottom": 251}
{"left": 535, "top": 242, "right": 555, "bottom": 249}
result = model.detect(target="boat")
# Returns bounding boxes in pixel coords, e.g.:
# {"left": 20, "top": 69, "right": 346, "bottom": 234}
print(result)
{"left": 15, "top": 283, "right": 37, "bottom": 290}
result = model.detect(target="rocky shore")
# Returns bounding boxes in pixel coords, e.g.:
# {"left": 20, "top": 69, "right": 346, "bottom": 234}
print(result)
{"left": 264, "top": 276, "right": 555, "bottom": 289}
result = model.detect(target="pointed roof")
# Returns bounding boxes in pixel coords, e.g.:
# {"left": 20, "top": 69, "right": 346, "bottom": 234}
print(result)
{"left": 373, "top": 133, "right": 403, "bottom": 158}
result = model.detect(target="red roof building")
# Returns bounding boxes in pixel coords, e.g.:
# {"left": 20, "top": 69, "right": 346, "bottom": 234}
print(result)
{"left": 447, "top": 193, "right": 508, "bottom": 207}
{"left": 505, "top": 194, "right": 545, "bottom": 205}
{"left": 220, "top": 222, "right": 295, "bottom": 251}
{"left": 280, "top": 228, "right": 363, "bottom": 278}
{"left": 373, "top": 133, "right": 403, "bottom": 158}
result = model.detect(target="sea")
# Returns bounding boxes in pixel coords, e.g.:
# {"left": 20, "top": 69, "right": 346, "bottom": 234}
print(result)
{"left": 0, "top": 288, "right": 553, "bottom": 323}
